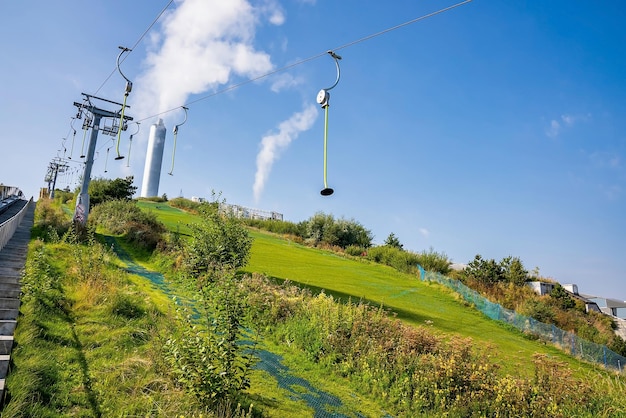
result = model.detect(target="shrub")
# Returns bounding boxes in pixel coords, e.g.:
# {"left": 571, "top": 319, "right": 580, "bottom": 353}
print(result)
{"left": 242, "top": 274, "right": 618, "bottom": 417}
{"left": 303, "top": 212, "right": 373, "bottom": 249}
{"left": 415, "top": 248, "right": 451, "bottom": 275}
{"left": 168, "top": 197, "right": 202, "bottom": 212}
{"left": 462, "top": 255, "right": 530, "bottom": 287}
{"left": 365, "top": 245, "right": 420, "bottom": 274}
{"left": 241, "top": 217, "right": 306, "bottom": 237}
{"left": 345, "top": 245, "right": 367, "bottom": 257}
{"left": 164, "top": 272, "right": 254, "bottom": 408}
{"left": 88, "top": 176, "right": 137, "bottom": 208}
{"left": 181, "top": 203, "right": 252, "bottom": 283}
{"left": 32, "top": 199, "right": 71, "bottom": 241}
{"left": 89, "top": 200, "right": 166, "bottom": 250}
{"left": 519, "top": 298, "right": 555, "bottom": 324}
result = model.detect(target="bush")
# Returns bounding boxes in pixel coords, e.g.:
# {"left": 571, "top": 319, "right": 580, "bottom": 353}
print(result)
{"left": 241, "top": 218, "right": 306, "bottom": 237}
{"left": 304, "top": 212, "right": 373, "bottom": 249}
{"left": 32, "top": 199, "right": 71, "bottom": 241}
{"left": 168, "top": 197, "right": 202, "bottom": 212}
{"left": 415, "top": 248, "right": 451, "bottom": 275}
{"left": 519, "top": 298, "right": 555, "bottom": 324}
{"left": 462, "top": 255, "right": 530, "bottom": 287}
{"left": 242, "top": 274, "right": 613, "bottom": 417}
{"left": 181, "top": 203, "right": 252, "bottom": 283}
{"left": 88, "top": 176, "right": 137, "bottom": 208}
{"left": 365, "top": 246, "right": 420, "bottom": 274}
{"left": 345, "top": 245, "right": 367, "bottom": 257}
{"left": 89, "top": 200, "right": 166, "bottom": 250}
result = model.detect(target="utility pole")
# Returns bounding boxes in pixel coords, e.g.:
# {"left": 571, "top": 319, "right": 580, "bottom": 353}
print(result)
{"left": 72, "top": 93, "right": 132, "bottom": 226}
{"left": 44, "top": 158, "right": 68, "bottom": 199}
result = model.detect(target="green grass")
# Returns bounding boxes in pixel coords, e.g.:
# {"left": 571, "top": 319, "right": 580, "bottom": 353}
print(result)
{"left": 136, "top": 200, "right": 198, "bottom": 236}
{"left": 243, "top": 230, "right": 605, "bottom": 378}
{"left": 139, "top": 202, "right": 606, "bottom": 379}
{"left": 5, "top": 240, "right": 193, "bottom": 417}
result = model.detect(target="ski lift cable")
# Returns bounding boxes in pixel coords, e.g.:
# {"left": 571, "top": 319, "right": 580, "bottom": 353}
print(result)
{"left": 134, "top": 0, "right": 472, "bottom": 124}
{"left": 93, "top": 0, "right": 175, "bottom": 96}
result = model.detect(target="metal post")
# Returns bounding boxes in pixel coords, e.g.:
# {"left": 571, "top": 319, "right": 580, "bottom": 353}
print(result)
{"left": 50, "top": 164, "right": 60, "bottom": 200}
{"left": 72, "top": 93, "right": 132, "bottom": 226}
{"left": 74, "top": 114, "right": 101, "bottom": 225}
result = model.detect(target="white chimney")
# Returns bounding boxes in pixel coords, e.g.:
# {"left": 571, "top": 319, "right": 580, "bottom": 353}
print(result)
{"left": 141, "top": 119, "right": 167, "bottom": 197}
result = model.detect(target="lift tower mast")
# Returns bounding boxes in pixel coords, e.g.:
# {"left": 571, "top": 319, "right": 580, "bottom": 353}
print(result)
{"left": 72, "top": 94, "right": 133, "bottom": 226}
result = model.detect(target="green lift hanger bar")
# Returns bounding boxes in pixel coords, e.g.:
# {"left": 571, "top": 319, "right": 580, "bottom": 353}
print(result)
{"left": 316, "top": 50, "right": 342, "bottom": 196}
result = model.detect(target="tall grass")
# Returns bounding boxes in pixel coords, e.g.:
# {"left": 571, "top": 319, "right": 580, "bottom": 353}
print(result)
{"left": 4, "top": 239, "right": 198, "bottom": 416}
{"left": 243, "top": 273, "right": 626, "bottom": 417}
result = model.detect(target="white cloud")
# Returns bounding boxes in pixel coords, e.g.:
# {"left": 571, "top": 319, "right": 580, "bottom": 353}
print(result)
{"left": 545, "top": 113, "right": 592, "bottom": 138}
{"left": 253, "top": 104, "right": 318, "bottom": 202}
{"left": 590, "top": 151, "right": 622, "bottom": 169}
{"left": 419, "top": 228, "right": 430, "bottom": 238}
{"left": 561, "top": 114, "right": 575, "bottom": 126}
{"left": 259, "top": 0, "right": 285, "bottom": 26}
{"left": 603, "top": 184, "right": 621, "bottom": 200}
{"left": 135, "top": 0, "right": 275, "bottom": 119}
{"left": 270, "top": 73, "right": 303, "bottom": 92}
{"left": 546, "top": 119, "right": 561, "bottom": 138}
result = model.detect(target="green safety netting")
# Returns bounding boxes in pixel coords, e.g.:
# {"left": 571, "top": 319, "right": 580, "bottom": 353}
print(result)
{"left": 419, "top": 267, "right": 626, "bottom": 372}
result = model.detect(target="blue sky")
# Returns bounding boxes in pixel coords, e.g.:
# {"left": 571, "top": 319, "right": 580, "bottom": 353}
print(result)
{"left": 1, "top": 0, "right": 625, "bottom": 300}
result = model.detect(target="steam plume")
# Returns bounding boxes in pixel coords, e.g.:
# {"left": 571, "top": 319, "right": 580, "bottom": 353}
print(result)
{"left": 253, "top": 104, "right": 317, "bottom": 202}
{"left": 136, "top": 0, "right": 279, "bottom": 118}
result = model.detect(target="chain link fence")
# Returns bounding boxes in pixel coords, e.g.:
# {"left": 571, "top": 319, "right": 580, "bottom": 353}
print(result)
{"left": 417, "top": 266, "right": 626, "bottom": 373}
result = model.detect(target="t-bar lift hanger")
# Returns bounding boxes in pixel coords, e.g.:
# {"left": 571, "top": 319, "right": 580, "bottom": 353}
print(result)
{"left": 168, "top": 106, "right": 189, "bottom": 176}
{"left": 126, "top": 122, "right": 140, "bottom": 168}
{"left": 114, "top": 46, "right": 133, "bottom": 160}
{"left": 316, "top": 50, "right": 342, "bottom": 196}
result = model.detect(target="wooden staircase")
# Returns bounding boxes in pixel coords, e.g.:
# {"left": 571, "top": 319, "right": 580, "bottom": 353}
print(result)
{"left": 0, "top": 200, "right": 34, "bottom": 401}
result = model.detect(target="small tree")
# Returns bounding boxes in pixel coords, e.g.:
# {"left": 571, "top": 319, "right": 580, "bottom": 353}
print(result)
{"left": 88, "top": 176, "right": 137, "bottom": 207}
{"left": 550, "top": 284, "right": 575, "bottom": 310}
{"left": 501, "top": 256, "right": 529, "bottom": 286}
{"left": 304, "top": 212, "right": 373, "bottom": 249}
{"left": 168, "top": 200, "right": 255, "bottom": 408}
{"left": 384, "top": 233, "right": 403, "bottom": 250}
{"left": 333, "top": 218, "right": 373, "bottom": 249}
{"left": 182, "top": 202, "right": 253, "bottom": 283}
{"left": 463, "top": 255, "right": 504, "bottom": 285}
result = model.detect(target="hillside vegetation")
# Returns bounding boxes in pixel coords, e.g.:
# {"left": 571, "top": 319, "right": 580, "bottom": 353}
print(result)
{"left": 5, "top": 195, "right": 626, "bottom": 417}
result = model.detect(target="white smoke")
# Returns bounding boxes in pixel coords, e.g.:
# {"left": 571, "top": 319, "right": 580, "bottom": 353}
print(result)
{"left": 135, "top": 0, "right": 280, "bottom": 118}
{"left": 253, "top": 104, "right": 318, "bottom": 202}
{"left": 132, "top": 0, "right": 318, "bottom": 202}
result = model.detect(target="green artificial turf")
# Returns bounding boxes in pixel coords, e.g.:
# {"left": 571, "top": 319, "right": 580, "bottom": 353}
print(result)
{"left": 140, "top": 202, "right": 602, "bottom": 378}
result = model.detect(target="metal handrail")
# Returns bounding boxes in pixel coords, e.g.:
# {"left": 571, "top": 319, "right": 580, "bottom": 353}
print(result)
{"left": 0, "top": 198, "right": 33, "bottom": 252}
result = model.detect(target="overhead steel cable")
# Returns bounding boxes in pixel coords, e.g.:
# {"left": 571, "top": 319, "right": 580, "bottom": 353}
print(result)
{"left": 134, "top": 0, "right": 472, "bottom": 124}
{"left": 93, "top": 0, "right": 175, "bottom": 96}
{"left": 57, "top": 0, "right": 174, "bottom": 158}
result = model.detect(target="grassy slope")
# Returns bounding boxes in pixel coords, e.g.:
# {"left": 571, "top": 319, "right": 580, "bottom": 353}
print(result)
{"left": 141, "top": 202, "right": 602, "bottom": 379}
